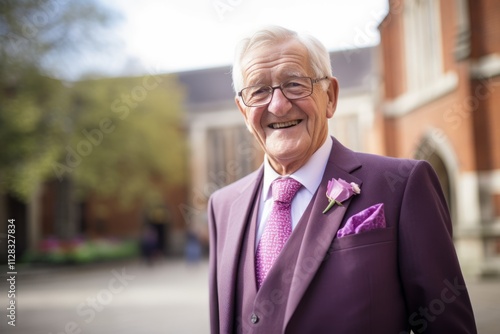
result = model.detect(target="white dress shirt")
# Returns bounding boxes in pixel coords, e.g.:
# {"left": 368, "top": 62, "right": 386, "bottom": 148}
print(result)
{"left": 256, "top": 136, "right": 333, "bottom": 246}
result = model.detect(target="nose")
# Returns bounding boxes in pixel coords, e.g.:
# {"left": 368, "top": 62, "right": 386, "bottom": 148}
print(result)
{"left": 267, "top": 87, "right": 292, "bottom": 116}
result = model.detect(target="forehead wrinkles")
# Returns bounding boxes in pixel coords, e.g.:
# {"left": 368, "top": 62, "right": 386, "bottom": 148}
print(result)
{"left": 242, "top": 43, "right": 310, "bottom": 84}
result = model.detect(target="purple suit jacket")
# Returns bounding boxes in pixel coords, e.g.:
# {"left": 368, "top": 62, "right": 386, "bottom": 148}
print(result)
{"left": 208, "top": 137, "right": 476, "bottom": 333}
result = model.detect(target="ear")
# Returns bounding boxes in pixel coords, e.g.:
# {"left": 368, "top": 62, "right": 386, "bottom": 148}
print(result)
{"left": 326, "top": 77, "right": 339, "bottom": 119}
{"left": 235, "top": 96, "right": 254, "bottom": 133}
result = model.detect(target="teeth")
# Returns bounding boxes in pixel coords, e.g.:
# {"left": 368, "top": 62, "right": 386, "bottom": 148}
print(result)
{"left": 271, "top": 120, "right": 300, "bottom": 129}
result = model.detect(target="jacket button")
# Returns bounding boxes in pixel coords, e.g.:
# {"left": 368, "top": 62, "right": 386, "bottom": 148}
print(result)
{"left": 250, "top": 313, "right": 259, "bottom": 324}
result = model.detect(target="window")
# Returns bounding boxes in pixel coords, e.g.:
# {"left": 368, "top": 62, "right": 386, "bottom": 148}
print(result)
{"left": 404, "top": 0, "right": 444, "bottom": 91}
{"left": 206, "top": 125, "right": 256, "bottom": 190}
{"left": 454, "top": 0, "right": 470, "bottom": 60}
{"left": 330, "top": 113, "right": 361, "bottom": 152}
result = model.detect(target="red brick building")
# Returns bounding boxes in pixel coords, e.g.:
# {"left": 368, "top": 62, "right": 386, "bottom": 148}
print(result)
{"left": 377, "top": 0, "right": 500, "bottom": 276}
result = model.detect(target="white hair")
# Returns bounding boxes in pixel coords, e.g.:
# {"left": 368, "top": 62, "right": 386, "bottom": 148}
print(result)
{"left": 231, "top": 26, "right": 332, "bottom": 95}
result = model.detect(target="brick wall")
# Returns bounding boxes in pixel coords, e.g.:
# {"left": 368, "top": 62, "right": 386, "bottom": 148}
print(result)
{"left": 469, "top": 0, "right": 500, "bottom": 58}
{"left": 471, "top": 75, "right": 500, "bottom": 171}
{"left": 379, "top": 1, "right": 406, "bottom": 99}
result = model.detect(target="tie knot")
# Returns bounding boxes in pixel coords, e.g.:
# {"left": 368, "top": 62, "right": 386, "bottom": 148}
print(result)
{"left": 271, "top": 178, "right": 302, "bottom": 203}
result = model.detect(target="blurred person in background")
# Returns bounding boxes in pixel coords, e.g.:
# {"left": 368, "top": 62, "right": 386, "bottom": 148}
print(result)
{"left": 140, "top": 223, "right": 159, "bottom": 266}
{"left": 185, "top": 229, "right": 202, "bottom": 264}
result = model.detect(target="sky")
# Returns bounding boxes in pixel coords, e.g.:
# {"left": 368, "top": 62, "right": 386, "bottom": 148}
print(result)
{"left": 71, "top": 0, "right": 389, "bottom": 79}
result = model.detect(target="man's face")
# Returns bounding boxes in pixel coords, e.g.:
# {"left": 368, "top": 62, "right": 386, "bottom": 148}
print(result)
{"left": 235, "top": 39, "right": 338, "bottom": 175}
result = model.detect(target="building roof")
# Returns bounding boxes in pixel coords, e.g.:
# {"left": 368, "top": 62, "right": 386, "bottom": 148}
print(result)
{"left": 176, "top": 46, "right": 376, "bottom": 108}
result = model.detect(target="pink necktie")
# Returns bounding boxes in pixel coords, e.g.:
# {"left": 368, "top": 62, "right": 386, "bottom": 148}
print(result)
{"left": 255, "top": 177, "right": 302, "bottom": 288}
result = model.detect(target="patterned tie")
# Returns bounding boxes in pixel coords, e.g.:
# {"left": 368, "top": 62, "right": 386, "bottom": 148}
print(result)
{"left": 255, "top": 177, "right": 302, "bottom": 288}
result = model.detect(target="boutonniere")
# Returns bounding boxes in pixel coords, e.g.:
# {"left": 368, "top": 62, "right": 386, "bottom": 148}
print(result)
{"left": 322, "top": 178, "right": 361, "bottom": 214}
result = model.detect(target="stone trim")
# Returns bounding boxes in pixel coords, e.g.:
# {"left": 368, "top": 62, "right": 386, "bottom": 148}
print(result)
{"left": 470, "top": 54, "right": 500, "bottom": 79}
{"left": 383, "top": 71, "right": 458, "bottom": 117}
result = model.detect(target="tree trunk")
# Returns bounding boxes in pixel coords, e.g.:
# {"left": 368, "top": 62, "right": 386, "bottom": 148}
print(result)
{"left": 55, "top": 177, "right": 78, "bottom": 241}
{"left": 27, "top": 183, "right": 41, "bottom": 249}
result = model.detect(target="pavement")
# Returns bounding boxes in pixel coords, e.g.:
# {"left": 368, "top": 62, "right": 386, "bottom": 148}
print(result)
{"left": 1, "top": 259, "right": 209, "bottom": 334}
{"left": 466, "top": 277, "right": 500, "bottom": 334}
{"left": 0, "top": 258, "right": 498, "bottom": 334}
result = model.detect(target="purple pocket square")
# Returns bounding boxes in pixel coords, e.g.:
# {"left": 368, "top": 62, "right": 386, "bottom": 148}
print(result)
{"left": 337, "top": 203, "right": 386, "bottom": 238}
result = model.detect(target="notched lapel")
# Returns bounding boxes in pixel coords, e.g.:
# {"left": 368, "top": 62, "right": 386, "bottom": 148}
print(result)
{"left": 284, "top": 157, "right": 363, "bottom": 327}
{"left": 218, "top": 169, "right": 263, "bottom": 333}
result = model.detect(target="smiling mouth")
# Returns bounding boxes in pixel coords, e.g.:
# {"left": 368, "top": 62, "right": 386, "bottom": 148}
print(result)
{"left": 269, "top": 120, "right": 302, "bottom": 129}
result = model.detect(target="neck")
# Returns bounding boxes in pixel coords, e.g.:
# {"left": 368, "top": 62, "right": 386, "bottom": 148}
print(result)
{"left": 269, "top": 159, "right": 303, "bottom": 176}
{"left": 268, "top": 135, "right": 328, "bottom": 175}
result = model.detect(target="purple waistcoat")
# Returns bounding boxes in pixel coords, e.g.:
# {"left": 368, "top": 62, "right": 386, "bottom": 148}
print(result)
{"left": 234, "top": 183, "right": 317, "bottom": 334}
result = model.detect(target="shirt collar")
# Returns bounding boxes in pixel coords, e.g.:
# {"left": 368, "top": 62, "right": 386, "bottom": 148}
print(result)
{"left": 262, "top": 136, "right": 333, "bottom": 200}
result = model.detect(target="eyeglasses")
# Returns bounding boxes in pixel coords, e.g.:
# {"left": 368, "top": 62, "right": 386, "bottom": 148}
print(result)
{"left": 238, "top": 76, "right": 329, "bottom": 107}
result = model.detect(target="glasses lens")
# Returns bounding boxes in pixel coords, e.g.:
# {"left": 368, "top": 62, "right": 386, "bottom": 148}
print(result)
{"left": 281, "top": 77, "right": 312, "bottom": 99}
{"left": 240, "top": 77, "right": 314, "bottom": 107}
{"left": 242, "top": 86, "right": 272, "bottom": 106}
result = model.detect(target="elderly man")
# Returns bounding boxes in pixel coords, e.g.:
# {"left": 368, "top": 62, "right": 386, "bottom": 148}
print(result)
{"left": 208, "top": 26, "right": 476, "bottom": 334}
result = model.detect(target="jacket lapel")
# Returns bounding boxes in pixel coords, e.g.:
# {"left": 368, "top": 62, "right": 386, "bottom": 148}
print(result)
{"left": 284, "top": 138, "right": 363, "bottom": 326}
{"left": 218, "top": 168, "right": 263, "bottom": 333}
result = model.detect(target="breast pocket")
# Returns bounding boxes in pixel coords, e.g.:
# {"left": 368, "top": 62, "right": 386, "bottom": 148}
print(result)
{"left": 329, "top": 226, "right": 396, "bottom": 252}
{"left": 300, "top": 226, "right": 403, "bottom": 331}
{"left": 321, "top": 226, "right": 398, "bottom": 279}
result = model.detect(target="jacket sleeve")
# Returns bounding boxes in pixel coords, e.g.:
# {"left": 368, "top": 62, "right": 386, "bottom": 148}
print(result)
{"left": 398, "top": 160, "right": 477, "bottom": 333}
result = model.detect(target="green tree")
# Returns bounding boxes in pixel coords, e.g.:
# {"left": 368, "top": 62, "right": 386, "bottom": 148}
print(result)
{"left": 1, "top": 0, "right": 115, "bottom": 198}
{"left": 1, "top": 2, "right": 189, "bottom": 245}
{"left": 1, "top": 0, "right": 114, "bottom": 75}
{"left": 0, "top": 1, "right": 115, "bottom": 247}
{"left": 55, "top": 75, "right": 187, "bottom": 208}
{"left": 0, "top": 67, "right": 66, "bottom": 199}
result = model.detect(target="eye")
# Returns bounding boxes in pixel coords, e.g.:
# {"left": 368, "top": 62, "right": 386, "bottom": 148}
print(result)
{"left": 283, "top": 79, "right": 308, "bottom": 90}
{"left": 283, "top": 81, "right": 300, "bottom": 88}
{"left": 248, "top": 86, "right": 270, "bottom": 97}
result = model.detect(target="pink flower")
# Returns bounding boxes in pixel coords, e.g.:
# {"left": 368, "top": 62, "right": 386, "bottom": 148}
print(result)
{"left": 323, "top": 178, "right": 361, "bottom": 214}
